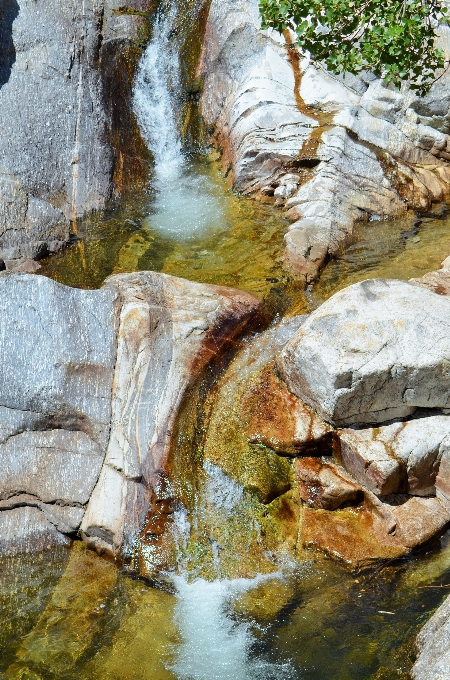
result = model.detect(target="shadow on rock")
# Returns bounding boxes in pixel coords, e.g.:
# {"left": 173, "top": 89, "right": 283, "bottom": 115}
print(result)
{"left": 0, "top": 0, "right": 19, "bottom": 89}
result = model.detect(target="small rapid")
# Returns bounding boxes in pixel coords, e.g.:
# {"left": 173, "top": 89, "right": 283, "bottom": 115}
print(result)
{"left": 132, "top": 1, "right": 228, "bottom": 238}
{"left": 170, "top": 574, "right": 295, "bottom": 680}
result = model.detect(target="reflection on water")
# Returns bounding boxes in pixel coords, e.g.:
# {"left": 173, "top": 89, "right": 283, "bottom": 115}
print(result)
{"left": 311, "top": 213, "right": 450, "bottom": 308}
{"left": 4, "top": 535, "right": 450, "bottom": 679}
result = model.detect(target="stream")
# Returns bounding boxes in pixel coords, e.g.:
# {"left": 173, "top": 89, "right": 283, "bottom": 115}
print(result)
{"left": 3, "top": 2, "right": 450, "bottom": 679}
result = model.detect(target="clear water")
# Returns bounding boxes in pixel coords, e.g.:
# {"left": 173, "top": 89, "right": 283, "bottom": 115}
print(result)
{"left": 17, "top": 3, "right": 450, "bottom": 680}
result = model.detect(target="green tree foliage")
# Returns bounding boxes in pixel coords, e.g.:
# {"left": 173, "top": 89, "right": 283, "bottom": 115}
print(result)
{"left": 259, "top": 0, "right": 449, "bottom": 94}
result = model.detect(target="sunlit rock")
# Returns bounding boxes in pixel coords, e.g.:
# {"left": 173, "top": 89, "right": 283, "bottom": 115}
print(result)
{"left": 0, "top": 273, "right": 117, "bottom": 553}
{"left": 301, "top": 493, "right": 450, "bottom": 567}
{"left": 0, "top": 272, "right": 258, "bottom": 559}
{"left": 245, "top": 366, "right": 332, "bottom": 456}
{"left": 278, "top": 279, "right": 450, "bottom": 426}
{"left": 200, "top": 0, "right": 450, "bottom": 280}
{"left": 339, "top": 415, "right": 450, "bottom": 497}
{"left": 0, "top": 0, "right": 151, "bottom": 268}
{"left": 295, "top": 458, "right": 363, "bottom": 511}
{"left": 82, "top": 271, "right": 260, "bottom": 559}
{"left": 412, "top": 592, "right": 450, "bottom": 679}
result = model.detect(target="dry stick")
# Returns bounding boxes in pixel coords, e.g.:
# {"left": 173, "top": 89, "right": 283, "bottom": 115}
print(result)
{"left": 418, "top": 584, "right": 450, "bottom": 589}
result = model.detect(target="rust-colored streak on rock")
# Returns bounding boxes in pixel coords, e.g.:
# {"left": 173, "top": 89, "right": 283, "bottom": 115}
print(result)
{"left": 295, "top": 457, "right": 364, "bottom": 511}
{"left": 282, "top": 30, "right": 305, "bottom": 114}
{"left": 243, "top": 366, "right": 332, "bottom": 456}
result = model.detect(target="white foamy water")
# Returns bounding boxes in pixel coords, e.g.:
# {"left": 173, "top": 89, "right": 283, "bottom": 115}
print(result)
{"left": 133, "top": 3, "right": 183, "bottom": 181}
{"left": 170, "top": 574, "right": 295, "bottom": 680}
{"left": 133, "top": 3, "right": 228, "bottom": 238}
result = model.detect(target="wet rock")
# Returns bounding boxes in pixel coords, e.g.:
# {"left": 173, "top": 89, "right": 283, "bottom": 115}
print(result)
{"left": 412, "top": 594, "right": 450, "bottom": 680}
{"left": 0, "top": 0, "right": 151, "bottom": 266}
{"left": 278, "top": 279, "right": 450, "bottom": 426}
{"left": 82, "top": 272, "right": 260, "bottom": 558}
{"left": 245, "top": 367, "right": 332, "bottom": 456}
{"left": 295, "top": 458, "right": 363, "bottom": 511}
{"left": 0, "top": 271, "right": 257, "bottom": 560}
{"left": 339, "top": 415, "right": 450, "bottom": 497}
{"left": 391, "top": 496, "right": 450, "bottom": 549}
{"left": 301, "top": 505, "right": 407, "bottom": 567}
{"left": 302, "top": 493, "right": 450, "bottom": 567}
{"left": 201, "top": 0, "right": 450, "bottom": 281}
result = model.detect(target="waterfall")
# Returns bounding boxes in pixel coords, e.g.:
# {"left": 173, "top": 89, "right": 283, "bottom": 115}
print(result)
{"left": 132, "top": 1, "right": 228, "bottom": 239}
{"left": 133, "top": 2, "right": 184, "bottom": 182}
{"left": 170, "top": 575, "right": 295, "bottom": 680}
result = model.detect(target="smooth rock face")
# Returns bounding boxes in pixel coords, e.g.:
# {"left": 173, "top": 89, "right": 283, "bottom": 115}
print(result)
{"left": 0, "top": 506, "right": 71, "bottom": 556}
{"left": 81, "top": 272, "right": 260, "bottom": 557}
{"left": 278, "top": 279, "right": 450, "bottom": 426}
{"left": 200, "top": 0, "right": 450, "bottom": 280}
{"left": 339, "top": 415, "right": 450, "bottom": 496}
{"left": 412, "top": 594, "right": 450, "bottom": 680}
{"left": 0, "top": 0, "right": 150, "bottom": 267}
{"left": 302, "top": 492, "right": 450, "bottom": 566}
{"left": 0, "top": 274, "right": 118, "bottom": 448}
{"left": 0, "top": 430, "right": 104, "bottom": 505}
{"left": 0, "top": 273, "right": 118, "bottom": 553}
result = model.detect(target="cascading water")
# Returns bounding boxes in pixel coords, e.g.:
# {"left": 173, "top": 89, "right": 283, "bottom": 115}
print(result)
{"left": 133, "top": 2, "right": 183, "bottom": 182}
{"left": 132, "top": 1, "right": 228, "bottom": 238}
{"left": 132, "top": 7, "right": 298, "bottom": 677}
{"left": 166, "top": 464, "right": 295, "bottom": 680}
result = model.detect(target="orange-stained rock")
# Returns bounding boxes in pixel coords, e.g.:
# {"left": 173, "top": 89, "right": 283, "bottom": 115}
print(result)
{"left": 301, "top": 492, "right": 450, "bottom": 568}
{"left": 243, "top": 367, "right": 332, "bottom": 456}
{"left": 302, "top": 506, "right": 407, "bottom": 567}
{"left": 410, "top": 268, "right": 450, "bottom": 296}
{"left": 295, "top": 457, "right": 363, "bottom": 511}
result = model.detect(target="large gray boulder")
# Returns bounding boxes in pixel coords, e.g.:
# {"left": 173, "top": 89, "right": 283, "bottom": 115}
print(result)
{"left": 0, "top": 272, "right": 259, "bottom": 558}
{"left": 0, "top": 0, "right": 151, "bottom": 267}
{"left": 412, "top": 595, "right": 450, "bottom": 679}
{"left": 278, "top": 279, "right": 450, "bottom": 426}
{"left": 0, "top": 273, "right": 118, "bottom": 554}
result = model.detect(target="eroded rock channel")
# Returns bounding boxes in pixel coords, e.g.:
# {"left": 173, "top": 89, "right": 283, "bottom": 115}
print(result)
{"left": 2, "top": 0, "right": 450, "bottom": 678}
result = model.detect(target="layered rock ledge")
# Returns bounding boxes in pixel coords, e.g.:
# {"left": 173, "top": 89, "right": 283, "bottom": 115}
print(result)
{"left": 200, "top": 0, "right": 450, "bottom": 281}
{"left": 0, "top": 272, "right": 259, "bottom": 558}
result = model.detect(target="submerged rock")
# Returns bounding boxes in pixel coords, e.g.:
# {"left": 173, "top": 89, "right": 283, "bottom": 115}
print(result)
{"left": 278, "top": 279, "right": 450, "bottom": 426}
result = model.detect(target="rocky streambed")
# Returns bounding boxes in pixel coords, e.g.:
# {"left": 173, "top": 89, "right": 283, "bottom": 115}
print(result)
{"left": 2, "top": 0, "right": 450, "bottom": 677}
